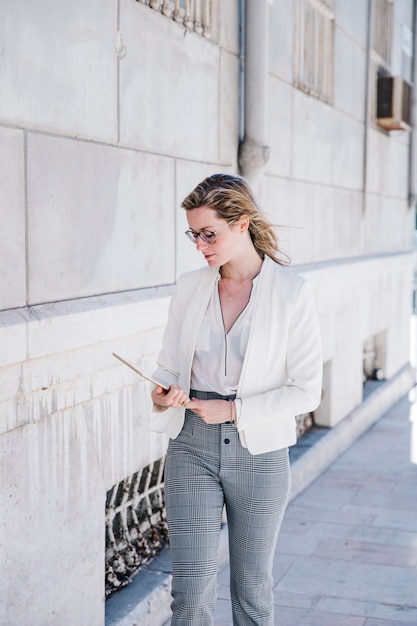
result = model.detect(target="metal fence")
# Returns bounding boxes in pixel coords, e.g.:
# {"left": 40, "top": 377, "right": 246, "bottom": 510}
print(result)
{"left": 293, "top": 0, "right": 334, "bottom": 103}
{"left": 137, "top": 0, "right": 212, "bottom": 38}
{"left": 105, "top": 457, "right": 168, "bottom": 597}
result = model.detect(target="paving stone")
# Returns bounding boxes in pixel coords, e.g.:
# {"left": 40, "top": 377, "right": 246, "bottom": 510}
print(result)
{"left": 272, "top": 590, "right": 319, "bottom": 609}
{"left": 273, "top": 605, "right": 366, "bottom": 625}
{"left": 285, "top": 503, "right": 376, "bottom": 526}
{"left": 312, "top": 538, "right": 417, "bottom": 567}
{"left": 393, "top": 479, "right": 417, "bottom": 495}
{"left": 292, "top": 483, "right": 360, "bottom": 511}
{"left": 270, "top": 553, "right": 299, "bottom": 582}
{"left": 306, "top": 521, "right": 417, "bottom": 549}
{"left": 279, "top": 517, "right": 315, "bottom": 535}
{"left": 314, "top": 475, "right": 375, "bottom": 491}
{"left": 370, "top": 508, "right": 417, "bottom": 533}
{"left": 324, "top": 466, "right": 374, "bottom": 482}
{"left": 275, "top": 531, "right": 322, "bottom": 556}
{"left": 276, "top": 556, "right": 417, "bottom": 607}
{"left": 317, "top": 596, "right": 417, "bottom": 624}
{"left": 364, "top": 620, "right": 417, "bottom": 626}
{"left": 352, "top": 488, "right": 417, "bottom": 510}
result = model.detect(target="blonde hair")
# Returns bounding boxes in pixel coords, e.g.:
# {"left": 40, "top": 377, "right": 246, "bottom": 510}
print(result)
{"left": 181, "top": 173, "right": 289, "bottom": 266}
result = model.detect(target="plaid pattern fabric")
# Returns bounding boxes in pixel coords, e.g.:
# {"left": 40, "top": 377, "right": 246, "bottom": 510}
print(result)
{"left": 164, "top": 391, "right": 291, "bottom": 625}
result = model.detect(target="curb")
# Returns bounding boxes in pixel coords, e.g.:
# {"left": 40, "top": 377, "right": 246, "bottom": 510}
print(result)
{"left": 105, "top": 364, "right": 414, "bottom": 626}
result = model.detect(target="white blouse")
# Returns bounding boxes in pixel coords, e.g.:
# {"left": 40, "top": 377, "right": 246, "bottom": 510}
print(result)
{"left": 190, "top": 274, "right": 260, "bottom": 394}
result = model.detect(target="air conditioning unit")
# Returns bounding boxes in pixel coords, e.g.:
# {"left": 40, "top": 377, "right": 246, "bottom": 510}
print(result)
{"left": 376, "top": 76, "right": 412, "bottom": 131}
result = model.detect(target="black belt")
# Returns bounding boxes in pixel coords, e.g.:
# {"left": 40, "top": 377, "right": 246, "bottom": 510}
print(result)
{"left": 189, "top": 389, "right": 236, "bottom": 401}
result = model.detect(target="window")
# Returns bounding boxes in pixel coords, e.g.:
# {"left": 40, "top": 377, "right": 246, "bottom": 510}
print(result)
{"left": 372, "top": 0, "right": 393, "bottom": 66}
{"left": 371, "top": 0, "right": 394, "bottom": 128}
{"left": 294, "top": 0, "right": 335, "bottom": 103}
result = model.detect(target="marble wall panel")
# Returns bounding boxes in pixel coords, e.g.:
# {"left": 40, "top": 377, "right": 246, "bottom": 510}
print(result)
{"left": 27, "top": 133, "right": 175, "bottom": 304}
{"left": 0, "top": 127, "right": 26, "bottom": 310}
{"left": 119, "top": 0, "right": 220, "bottom": 161}
{"left": 0, "top": 0, "right": 117, "bottom": 142}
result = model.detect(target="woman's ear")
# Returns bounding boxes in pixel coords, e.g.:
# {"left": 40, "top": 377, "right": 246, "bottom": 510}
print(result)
{"left": 237, "top": 215, "right": 250, "bottom": 232}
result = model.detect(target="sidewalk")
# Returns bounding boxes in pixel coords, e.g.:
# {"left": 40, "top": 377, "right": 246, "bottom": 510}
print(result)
{"left": 213, "top": 390, "right": 417, "bottom": 626}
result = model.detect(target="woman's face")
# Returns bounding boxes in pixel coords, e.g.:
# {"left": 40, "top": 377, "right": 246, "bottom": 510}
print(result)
{"left": 186, "top": 206, "right": 241, "bottom": 267}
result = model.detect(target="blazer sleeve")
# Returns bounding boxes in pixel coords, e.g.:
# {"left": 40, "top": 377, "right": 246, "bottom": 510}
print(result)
{"left": 152, "top": 281, "right": 183, "bottom": 390}
{"left": 236, "top": 279, "right": 323, "bottom": 432}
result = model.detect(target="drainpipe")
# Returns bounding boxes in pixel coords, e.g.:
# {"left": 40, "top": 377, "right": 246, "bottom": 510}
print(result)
{"left": 408, "top": 0, "right": 417, "bottom": 216}
{"left": 362, "top": 0, "right": 372, "bottom": 215}
{"left": 238, "top": 0, "right": 270, "bottom": 190}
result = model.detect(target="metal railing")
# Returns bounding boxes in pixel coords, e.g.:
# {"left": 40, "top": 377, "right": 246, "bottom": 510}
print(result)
{"left": 293, "top": 0, "right": 334, "bottom": 103}
{"left": 137, "top": 0, "right": 212, "bottom": 38}
{"left": 105, "top": 457, "right": 168, "bottom": 597}
{"left": 373, "top": 0, "right": 393, "bottom": 65}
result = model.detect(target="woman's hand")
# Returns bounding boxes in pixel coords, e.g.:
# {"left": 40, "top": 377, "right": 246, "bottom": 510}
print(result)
{"left": 186, "top": 398, "right": 235, "bottom": 425}
{"left": 151, "top": 384, "right": 190, "bottom": 410}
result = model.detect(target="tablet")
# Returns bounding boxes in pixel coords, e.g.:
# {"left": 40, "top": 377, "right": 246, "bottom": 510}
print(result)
{"left": 112, "top": 352, "right": 169, "bottom": 391}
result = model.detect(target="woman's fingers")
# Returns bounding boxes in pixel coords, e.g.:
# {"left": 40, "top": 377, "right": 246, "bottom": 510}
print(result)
{"left": 153, "top": 384, "right": 189, "bottom": 408}
{"left": 186, "top": 399, "right": 230, "bottom": 424}
{"left": 169, "top": 385, "right": 189, "bottom": 407}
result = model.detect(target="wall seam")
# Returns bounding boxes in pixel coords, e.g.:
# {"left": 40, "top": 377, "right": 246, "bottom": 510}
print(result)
{"left": 174, "top": 158, "right": 178, "bottom": 281}
{"left": 23, "top": 129, "right": 29, "bottom": 307}
{"left": 361, "top": 0, "right": 373, "bottom": 217}
{"left": 117, "top": 0, "right": 121, "bottom": 145}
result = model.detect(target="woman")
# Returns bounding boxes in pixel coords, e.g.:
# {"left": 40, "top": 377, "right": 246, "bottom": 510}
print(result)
{"left": 150, "top": 173, "right": 322, "bottom": 625}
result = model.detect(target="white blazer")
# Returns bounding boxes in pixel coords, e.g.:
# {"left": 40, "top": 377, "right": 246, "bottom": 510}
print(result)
{"left": 151, "top": 256, "right": 323, "bottom": 455}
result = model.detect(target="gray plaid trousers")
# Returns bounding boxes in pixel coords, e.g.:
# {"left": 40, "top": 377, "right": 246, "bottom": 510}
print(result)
{"left": 164, "top": 391, "right": 291, "bottom": 626}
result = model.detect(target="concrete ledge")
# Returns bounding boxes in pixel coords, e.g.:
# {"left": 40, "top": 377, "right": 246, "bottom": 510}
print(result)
{"left": 290, "top": 364, "right": 414, "bottom": 499}
{"left": 104, "top": 545, "right": 172, "bottom": 626}
{"left": 105, "top": 365, "right": 414, "bottom": 626}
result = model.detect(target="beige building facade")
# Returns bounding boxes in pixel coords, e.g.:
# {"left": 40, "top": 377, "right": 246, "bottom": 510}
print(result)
{"left": 1, "top": 1, "right": 416, "bottom": 624}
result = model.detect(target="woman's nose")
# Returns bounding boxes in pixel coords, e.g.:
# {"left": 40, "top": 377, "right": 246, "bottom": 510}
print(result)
{"left": 196, "top": 237, "right": 209, "bottom": 251}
